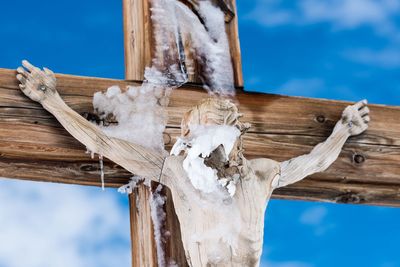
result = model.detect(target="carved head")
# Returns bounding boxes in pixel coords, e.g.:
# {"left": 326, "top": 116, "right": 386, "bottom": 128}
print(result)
{"left": 179, "top": 98, "right": 250, "bottom": 171}
{"left": 180, "top": 98, "right": 248, "bottom": 138}
{"left": 171, "top": 98, "right": 251, "bottom": 195}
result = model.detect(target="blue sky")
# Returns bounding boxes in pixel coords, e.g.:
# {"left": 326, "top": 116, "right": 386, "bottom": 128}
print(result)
{"left": 0, "top": 0, "right": 399, "bottom": 267}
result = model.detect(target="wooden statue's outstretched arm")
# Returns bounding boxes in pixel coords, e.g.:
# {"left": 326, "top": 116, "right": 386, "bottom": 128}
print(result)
{"left": 16, "top": 60, "right": 165, "bottom": 181}
{"left": 273, "top": 100, "right": 370, "bottom": 189}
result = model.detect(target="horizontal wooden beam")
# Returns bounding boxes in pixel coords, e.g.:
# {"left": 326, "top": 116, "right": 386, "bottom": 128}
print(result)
{"left": 1, "top": 68, "right": 399, "bottom": 206}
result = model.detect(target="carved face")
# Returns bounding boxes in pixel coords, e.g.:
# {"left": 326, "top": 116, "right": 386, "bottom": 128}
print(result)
{"left": 171, "top": 98, "right": 249, "bottom": 193}
{"left": 171, "top": 98, "right": 250, "bottom": 196}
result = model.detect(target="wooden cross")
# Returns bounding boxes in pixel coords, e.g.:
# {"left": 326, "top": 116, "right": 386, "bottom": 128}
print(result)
{"left": 1, "top": 0, "right": 399, "bottom": 266}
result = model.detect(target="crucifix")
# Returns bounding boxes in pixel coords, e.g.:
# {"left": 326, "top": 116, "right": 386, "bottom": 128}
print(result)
{"left": 1, "top": 0, "right": 400, "bottom": 266}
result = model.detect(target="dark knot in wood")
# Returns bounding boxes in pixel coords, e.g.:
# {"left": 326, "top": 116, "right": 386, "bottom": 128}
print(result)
{"left": 316, "top": 115, "right": 326, "bottom": 123}
{"left": 80, "top": 164, "right": 98, "bottom": 172}
{"left": 336, "top": 192, "right": 363, "bottom": 204}
{"left": 353, "top": 153, "right": 366, "bottom": 165}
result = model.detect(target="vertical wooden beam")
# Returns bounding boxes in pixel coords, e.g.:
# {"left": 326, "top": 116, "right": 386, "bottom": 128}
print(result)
{"left": 123, "top": 0, "right": 152, "bottom": 81}
{"left": 163, "top": 187, "right": 188, "bottom": 265}
{"left": 124, "top": 0, "right": 188, "bottom": 266}
{"left": 129, "top": 186, "right": 157, "bottom": 266}
{"left": 226, "top": 0, "right": 243, "bottom": 87}
{"left": 124, "top": 0, "right": 159, "bottom": 265}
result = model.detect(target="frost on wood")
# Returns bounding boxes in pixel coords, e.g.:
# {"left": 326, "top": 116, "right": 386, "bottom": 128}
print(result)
{"left": 150, "top": 184, "right": 167, "bottom": 267}
{"left": 118, "top": 176, "right": 144, "bottom": 194}
{"left": 150, "top": 0, "right": 235, "bottom": 96}
{"left": 99, "top": 154, "right": 105, "bottom": 191}
{"left": 174, "top": 0, "right": 235, "bottom": 95}
{"left": 148, "top": 0, "right": 188, "bottom": 87}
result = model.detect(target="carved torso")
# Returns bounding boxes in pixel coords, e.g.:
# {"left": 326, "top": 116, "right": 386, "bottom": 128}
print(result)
{"left": 162, "top": 156, "right": 280, "bottom": 267}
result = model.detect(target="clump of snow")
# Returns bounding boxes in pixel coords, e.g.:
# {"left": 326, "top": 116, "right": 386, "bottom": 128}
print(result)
{"left": 85, "top": 147, "right": 95, "bottom": 159}
{"left": 218, "top": 174, "right": 240, "bottom": 196}
{"left": 93, "top": 83, "right": 168, "bottom": 152}
{"left": 143, "top": 177, "right": 152, "bottom": 187}
{"left": 150, "top": 184, "right": 167, "bottom": 267}
{"left": 118, "top": 176, "right": 144, "bottom": 194}
{"left": 171, "top": 125, "right": 240, "bottom": 195}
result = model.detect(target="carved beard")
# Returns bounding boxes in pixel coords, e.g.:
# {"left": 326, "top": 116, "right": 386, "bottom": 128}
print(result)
{"left": 204, "top": 145, "right": 240, "bottom": 179}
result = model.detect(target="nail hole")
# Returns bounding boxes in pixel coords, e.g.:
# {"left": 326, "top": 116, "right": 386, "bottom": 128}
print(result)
{"left": 316, "top": 115, "right": 326, "bottom": 123}
{"left": 353, "top": 154, "right": 365, "bottom": 164}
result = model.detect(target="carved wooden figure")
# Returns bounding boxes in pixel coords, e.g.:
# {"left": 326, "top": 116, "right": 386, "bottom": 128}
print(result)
{"left": 16, "top": 60, "right": 370, "bottom": 266}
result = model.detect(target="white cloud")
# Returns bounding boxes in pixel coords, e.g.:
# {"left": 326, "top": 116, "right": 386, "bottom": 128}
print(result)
{"left": 274, "top": 78, "right": 325, "bottom": 97}
{"left": 244, "top": 0, "right": 400, "bottom": 40}
{"left": 300, "top": 206, "right": 327, "bottom": 226}
{"left": 300, "top": 0, "right": 398, "bottom": 29}
{"left": 0, "top": 178, "right": 131, "bottom": 267}
{"left": 344, "top": 47, "right": 400, "bottom": 68}
{"left": 299, "top": 205, "right": 335, "bottom": 236}
{"left": 380, "top": 262, "right": 400, "bottom": 267}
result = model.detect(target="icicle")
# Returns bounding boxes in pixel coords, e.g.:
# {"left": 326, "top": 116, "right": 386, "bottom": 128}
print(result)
{"left": 99, "top": 154, "right": 105, "bottom": 191}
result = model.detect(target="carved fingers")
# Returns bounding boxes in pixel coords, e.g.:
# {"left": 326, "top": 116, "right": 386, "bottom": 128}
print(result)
{"left": 341, "top": 99, "right": 370, "bottom": 136}
{"left": 16, "top": 60, "right": 57, "bottom": 103}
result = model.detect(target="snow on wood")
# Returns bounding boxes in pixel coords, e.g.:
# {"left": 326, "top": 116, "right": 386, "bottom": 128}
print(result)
{"left": 123, "top": 0, "right": 243, "bottom": 86}
{"left": 150, "top": 184, "right": 167, "bottom": 267}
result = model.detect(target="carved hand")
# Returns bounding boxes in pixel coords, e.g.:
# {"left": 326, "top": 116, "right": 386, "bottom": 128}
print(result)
{"left": 340, "top": 99, "right": 370, "bottom": 136}
{"left": 16, "top": 60, "right": 58, "bottom": 103}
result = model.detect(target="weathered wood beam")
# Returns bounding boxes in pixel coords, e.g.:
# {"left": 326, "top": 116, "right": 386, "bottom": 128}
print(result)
{"left": 1, "top": 68, "right": 399, "bottom": 206}
{"left": 0, "top": 69, "right": 131, "bottom": 187}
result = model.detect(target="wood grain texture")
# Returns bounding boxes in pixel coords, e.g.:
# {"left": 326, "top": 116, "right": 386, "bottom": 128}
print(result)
{"left": 123, "top": 0, "right": 152, "bottom": 81}
{"left": 1, "top": 68, "right": 400, "bottom": 206}
{"left": 129, "top": 185, "right": 157, "bottom": 267}
{"left": 123, "top": 0, "right": 243, "bottom": 86}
